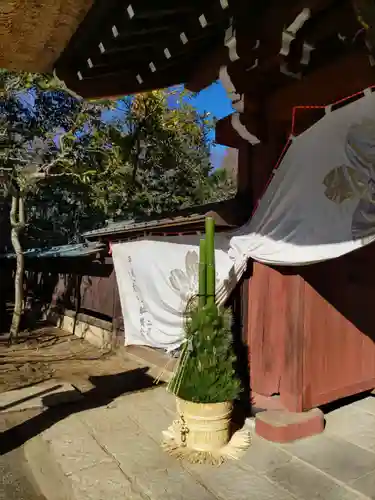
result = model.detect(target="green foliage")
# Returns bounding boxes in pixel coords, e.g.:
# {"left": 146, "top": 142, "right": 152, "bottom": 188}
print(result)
{"left": 205, "top": 167, "right": 236, "bottom": 201}
{"left": 169, "top": 216, "right": 241, "bottom": 404}
{"left": 105, "top": 90, "right": 235, "bottom": 219}
{"left": 169, "top": 303, "right": 242, "bottom": 404}
{"left": 1, "top": 70, "right": 122, "bottom": 247}
{"left": 1, "top": 71, "right": 236, "bottom": 249}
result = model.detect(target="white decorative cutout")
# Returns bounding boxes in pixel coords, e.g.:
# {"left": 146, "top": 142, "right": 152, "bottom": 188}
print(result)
{"left": 112, "top": 25, "right": 119, "bottom": 38}
{"left": 231, "top": 113, "right": 260, "bottom": 145}
{"left": 127, "top": 4, "right": 134, "bottom": 18}
{"left": 87, "top": 58, "right": 93, "bottom": 68}
{"left": 220, "top": 0, "right": 228, "bottom": 9}
{"left": 164, "top": 48, "right": 171, "bottom": 59}
{"left": 219, "top": 20, "right": 262, "bottom": 146}
{"left": 300, "top": 42, "right": 314, "bottom": 65}
{"left": 280, "top": 8, "right": 311, "bottom": 57}
{"left": 246, "top": 59, "right": 258, "bottom": 71}
{"left": 199, "top": 14, "right": 208, "bottom": 28}
{"left": 219, "top": 66, "right": 239, "bottom": 96}
{"left": 99, "top": 42, "right": 105, "bottom": 53}
{"left": 233, "top": 95, "right": 244, "bottom": 113}
{"left": 149, "top": 62, "right": 156, "bottom": 72}
{"left": 180, "top": 32, "right": 188, "bottom": 44}
{"left": 287, "top": 8, "right": 311, "bottom": 34}
{"left": 224, "top": 25, "right": 239, "bottom": 61}
{"left": 280, "top": 61, "right": 301, "bottom": 79}
{"left": 77, "top": 71, "right": 83, "bottom": 81}
{"left": 136, "top": 74, "right": 143, "bottom": 84}
{"left": 280, "top": 31, "right": 295, "bottom": 58}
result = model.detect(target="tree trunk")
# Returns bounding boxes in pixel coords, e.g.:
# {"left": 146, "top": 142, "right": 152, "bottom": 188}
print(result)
{"left": 9, "top": 195, "right": 25, "bottom": 342}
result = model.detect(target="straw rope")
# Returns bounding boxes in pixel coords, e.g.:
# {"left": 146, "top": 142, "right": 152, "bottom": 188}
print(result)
{"left": 162, "top": 421, "right": 252, "bottom": 466}
{"left": 0, "top": 0, "right": 93, "bottom": 72}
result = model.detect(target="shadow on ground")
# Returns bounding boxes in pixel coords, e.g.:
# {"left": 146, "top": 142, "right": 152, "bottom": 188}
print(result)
{"left": 0, "top": 367, "right": 157, "bottom": 455}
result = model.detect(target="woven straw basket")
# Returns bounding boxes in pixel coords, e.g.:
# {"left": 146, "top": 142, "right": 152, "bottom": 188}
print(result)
{"left": 176, "top": 398, "right": 233, "bottom": 451}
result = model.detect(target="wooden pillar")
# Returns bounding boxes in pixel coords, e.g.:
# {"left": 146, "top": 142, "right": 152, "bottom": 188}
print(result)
{"left": 244, "top": 95, "right": 311, "bottom": 412}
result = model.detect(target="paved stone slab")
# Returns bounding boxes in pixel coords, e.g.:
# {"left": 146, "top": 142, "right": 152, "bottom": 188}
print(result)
{"left": 351, "top": 470, "right": 375, "bottom": 499}
{"left": 120, "top": 391, "right": 175, "bottom": 439}
{"left": 267, "top": 459, "right": 366, "bottom": 500}
{"left": 325, "top": 405, "right": 368, "bottom": 431}
{"left": 350, "top": 396, "right": 375, "bottom": 416}
{"left": 42, "top": 415, "right": 112, "bottom": 475}
{"left": 24, "top": 435, "right": 74, "bottom": 500}
{"left": 138, "top": 385, "right": 176, "bottom": 414}
{"left": 112, "top": 385, "right": 176, "bottom": 415}
{"left": 79, "top": 389, "right": 174, "bottom": 451}
{"left": 78, "top": 403, "right": 135, "bottom": 434}
{"left": 92, "top": 417, "right": 216, "bottom": 500}
{"left": 68, "top": 462, "right": 146, "bottom": 500}
{"left": 188, "top": 460, "right": 296, "bottom": 500}
{"left": 326, "top": 405, "right": 375, "bottom": 451}
{"left": 0, "top": 380, "right": 82, "bottom": 412}
{"left": 238, "top": 435, "right": 292, "bottom": 474}
{"left": 280, "top": 434, "right": 375, "bottom": 483}
{"left": 25, "top": 381, "right": 375, "bottom": 500}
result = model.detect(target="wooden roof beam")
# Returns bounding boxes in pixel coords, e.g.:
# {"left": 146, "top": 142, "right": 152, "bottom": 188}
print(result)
{"left": 186, "top": 45, "right": 228, "bottom": 92}
{"left": 113, "top": 26, "right": 170, "bottom": 40}
{"left": 186, "top": 0, "right": 340, "bottom": 93}
{"left": 268, "top": 49, "right": 375, "bottom": 121}
{"left": 230, "top": 0, "right": 361, "bottom": 95}
{"left": 131, "top": 7, "right": 194, "bottom": 19}
{"left": 215, "top": 106, "right": 264, "bottom": 149}
{"left": 215, "top": 114, "right": 243, "bottom": 149}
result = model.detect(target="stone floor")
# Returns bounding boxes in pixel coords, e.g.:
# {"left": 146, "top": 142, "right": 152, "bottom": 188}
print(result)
{"left": 19, "top": 382, "right": 375, "bottom": 500}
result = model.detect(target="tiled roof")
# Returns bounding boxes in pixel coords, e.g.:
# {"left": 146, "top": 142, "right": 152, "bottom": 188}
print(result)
{"left": 0, "top": 242, "right": 106, "bottom": 260}
{"left": 83, "top": 199, "right": 242, "bottom": 239}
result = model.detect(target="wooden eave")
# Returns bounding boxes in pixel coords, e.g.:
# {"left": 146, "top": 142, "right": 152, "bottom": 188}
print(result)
{"left": 83, "top": 198, "right": 250, "bottom": 242}
{"left": 187, "top": 0, "right": 369, "bottom": 101}
{"left": 54, "top": 0, "right": 237, "bottom": 99}
{"left": 6, "top": 0, "right": 373, "bottom": 105}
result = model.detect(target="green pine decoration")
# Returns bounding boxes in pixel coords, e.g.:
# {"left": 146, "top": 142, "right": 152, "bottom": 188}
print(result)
{"left": 168, "top": 217, "right": 241, "bottom": 404}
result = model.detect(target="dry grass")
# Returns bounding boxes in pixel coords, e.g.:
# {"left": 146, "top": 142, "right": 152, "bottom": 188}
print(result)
{"left": 1, "top": 0, "right": 93, "bottom": 72}
{"left": 0, "top": 327, "right": 139, "bottom": 393}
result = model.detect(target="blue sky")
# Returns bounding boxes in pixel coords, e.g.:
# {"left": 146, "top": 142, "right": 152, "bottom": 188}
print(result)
{"left": 188, "top": 81, "right": 233, "bottom": 168}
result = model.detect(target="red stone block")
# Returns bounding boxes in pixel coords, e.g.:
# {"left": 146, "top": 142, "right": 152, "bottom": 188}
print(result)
{"left": 255, "top": 408, "right": 325, "bottom": 443}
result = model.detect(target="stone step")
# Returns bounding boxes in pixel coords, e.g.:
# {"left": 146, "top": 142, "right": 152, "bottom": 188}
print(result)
{"left": 0, "top": 379, "right": 82, "bottom": 412}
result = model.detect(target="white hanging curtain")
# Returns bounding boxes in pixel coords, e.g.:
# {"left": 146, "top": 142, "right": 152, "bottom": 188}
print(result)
{"left": 112, "top": 89, "right": 375, "bottom": 350}
{"left": 111, "top": 236, "right": 235, "bottom": 351}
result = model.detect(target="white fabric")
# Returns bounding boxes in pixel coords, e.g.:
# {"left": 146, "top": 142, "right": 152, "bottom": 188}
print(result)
{"left": 234, "top": 91, "right": 375, "bottom": 265}
{"left": 112, "top": 236, "right": 235, "bottom": 351}
{"left": 112, "top": 91, "right": 375, "bottom": 350}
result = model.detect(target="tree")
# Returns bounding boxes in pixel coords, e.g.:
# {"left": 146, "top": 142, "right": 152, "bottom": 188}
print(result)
{"left": 100, "top": 90, "right": 235, "bottom": 219}
{"left": 1, "top": 70, "right": 122, "bottom": 339}
{"left": 22, "top": 89, "right": 236, "bottom": 242}
{"left": 1, "top": 72, "right": 236, "bottom": 340}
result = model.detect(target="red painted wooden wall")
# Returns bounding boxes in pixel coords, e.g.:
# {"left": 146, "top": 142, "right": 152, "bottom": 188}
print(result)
{"left": 248, "top": 250, "right": 375, "bottom": 412}
{"left": 241, "top": 51, "right": 375, "bottom": 412}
